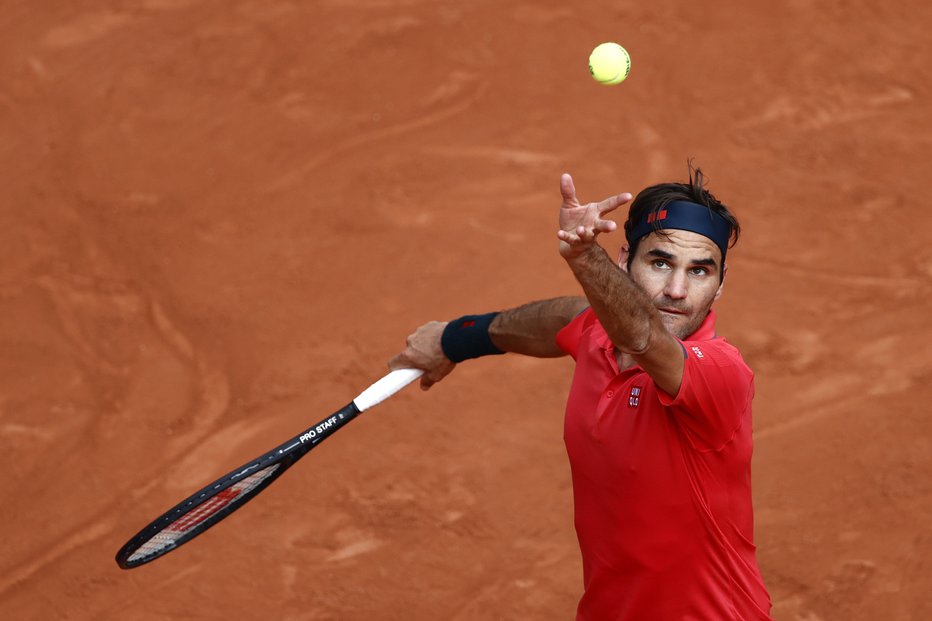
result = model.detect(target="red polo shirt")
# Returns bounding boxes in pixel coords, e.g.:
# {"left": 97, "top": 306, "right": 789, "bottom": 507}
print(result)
{"left": 557, "top": 308, "right": 773, "bottom": 621}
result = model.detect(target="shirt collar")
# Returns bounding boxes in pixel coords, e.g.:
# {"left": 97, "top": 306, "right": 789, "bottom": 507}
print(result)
{"left": 689, "top": 309, "right": 718, "bottom": 341}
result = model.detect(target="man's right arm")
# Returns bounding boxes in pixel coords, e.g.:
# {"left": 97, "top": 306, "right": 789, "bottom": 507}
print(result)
{"left": 489, "top": 296, "right": 589, "bottom": 357}
{"left": 388, "top": 296, "right": 587, "bottom": 390}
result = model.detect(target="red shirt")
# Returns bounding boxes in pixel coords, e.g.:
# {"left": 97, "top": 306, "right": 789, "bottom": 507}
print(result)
{"left": 557, "top": 308, "right": 773, "bottom": 621}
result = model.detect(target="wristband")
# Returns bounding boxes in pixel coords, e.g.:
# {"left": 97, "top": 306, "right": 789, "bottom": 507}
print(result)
{"left": 441, "top": 313, "right": 505, "bottom": 363}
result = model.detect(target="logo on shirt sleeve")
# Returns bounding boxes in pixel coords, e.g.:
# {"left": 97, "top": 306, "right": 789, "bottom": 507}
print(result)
{"left": 691, "top": 346, "right": 704, "bottom": 359}
{"left": 628, "top": 386, "right": 641, "bottom": 407}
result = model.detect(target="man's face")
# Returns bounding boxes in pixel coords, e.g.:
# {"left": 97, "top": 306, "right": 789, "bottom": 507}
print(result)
{"left": 621, "top": 230, "right": 725, "bottom": 339}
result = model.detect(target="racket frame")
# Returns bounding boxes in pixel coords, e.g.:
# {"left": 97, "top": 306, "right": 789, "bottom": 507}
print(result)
{"left": 115, "top": 401, "right": 360, "bottom": 568}
{"left": 115, "top": 366, "right": 424, "bottom": 569}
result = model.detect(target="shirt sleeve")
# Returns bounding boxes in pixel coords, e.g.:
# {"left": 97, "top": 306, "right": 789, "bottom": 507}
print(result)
{"left": 656, "top": 338, "right": 754, "bottom": 451}
{"left": 556, "top": 307, "right": 594, "bottom": 360}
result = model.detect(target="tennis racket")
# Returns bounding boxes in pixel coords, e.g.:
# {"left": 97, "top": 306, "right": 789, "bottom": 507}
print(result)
{"left": 115, "top": 367, "right": 424, "bottom": 569}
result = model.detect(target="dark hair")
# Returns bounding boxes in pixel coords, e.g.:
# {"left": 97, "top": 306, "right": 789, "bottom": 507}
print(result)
{"left": 623, "top": 162, "right": 740, "bottom": 275}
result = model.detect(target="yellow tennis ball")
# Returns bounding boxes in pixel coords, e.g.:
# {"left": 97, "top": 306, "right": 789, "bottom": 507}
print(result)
{"left": 588, "top": 42, "right": 631, "bottom": 85}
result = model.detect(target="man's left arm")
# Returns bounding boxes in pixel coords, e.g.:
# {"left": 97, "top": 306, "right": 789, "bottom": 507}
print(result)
{"left": 556, "top": 173, "right": 685, "bottom": 396}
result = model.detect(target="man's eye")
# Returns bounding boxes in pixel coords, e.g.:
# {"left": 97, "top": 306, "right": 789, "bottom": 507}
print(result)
{"left": 690, "top": 267, "right": 708, "bottom": 276}
{"left": 653, "top": 260, "right": 669, "bottom": 269}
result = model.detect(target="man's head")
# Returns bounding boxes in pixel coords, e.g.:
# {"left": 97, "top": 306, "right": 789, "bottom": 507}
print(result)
{"left": 618, "top": 164, "right": 741, "bottom": 339}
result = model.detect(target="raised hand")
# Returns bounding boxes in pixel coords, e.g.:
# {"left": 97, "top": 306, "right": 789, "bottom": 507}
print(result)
{"left": 557, "top": 173, "right": 632, "bottom": 259}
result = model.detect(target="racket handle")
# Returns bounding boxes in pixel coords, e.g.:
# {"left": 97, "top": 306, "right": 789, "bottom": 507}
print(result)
{"left": 353, "top": 368, "right": 424, "bottom": 412}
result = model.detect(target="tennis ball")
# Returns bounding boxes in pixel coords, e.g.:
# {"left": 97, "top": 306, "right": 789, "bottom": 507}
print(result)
{"left": 588, "top": 42, "right": 631, "bottom": 85}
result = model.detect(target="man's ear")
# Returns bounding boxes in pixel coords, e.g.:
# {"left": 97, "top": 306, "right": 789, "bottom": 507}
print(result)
{"left": 617, "top": 244, "right": 631, "bottom": 272}
{"left": 714, "top": 263, "right": 728, "bottom": 301}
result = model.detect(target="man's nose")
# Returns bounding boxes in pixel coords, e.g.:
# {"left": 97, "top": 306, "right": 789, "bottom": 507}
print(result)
{"left": 664, "top": 270, "right": 689, "bottom": 300}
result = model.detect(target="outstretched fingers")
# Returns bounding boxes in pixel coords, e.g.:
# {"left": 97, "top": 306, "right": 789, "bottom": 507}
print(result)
{"left": 558, "top": 222, "right": 614, "bottom": 245}
{"left": 598, "top": 192, "right": 633, "bottom": 216}
{"left": 557, "top": 173, "right": 633, "bottom": 256}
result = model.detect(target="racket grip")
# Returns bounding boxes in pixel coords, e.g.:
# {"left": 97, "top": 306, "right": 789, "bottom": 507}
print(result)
{"left": 353, "top": 368, "right": 424, "bottom": 412}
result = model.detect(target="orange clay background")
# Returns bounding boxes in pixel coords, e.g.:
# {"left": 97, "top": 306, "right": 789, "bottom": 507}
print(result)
{"left": 2, "top": 1, "right": 931, "bottom": 620}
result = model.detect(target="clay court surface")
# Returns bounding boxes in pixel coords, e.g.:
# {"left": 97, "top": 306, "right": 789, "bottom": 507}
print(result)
{"left": 2, "top": 1, "right": 931, "bottom": 619}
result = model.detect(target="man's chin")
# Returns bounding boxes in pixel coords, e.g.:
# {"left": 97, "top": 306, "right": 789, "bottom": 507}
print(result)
{"left": 659, "top": 314, "right": 683, "bottom": 336}
{"left": 672, "top": 324, "right": 693, "bottom": 340}
{"left": 660, "top": 313, "right": 697, "bottom": 340}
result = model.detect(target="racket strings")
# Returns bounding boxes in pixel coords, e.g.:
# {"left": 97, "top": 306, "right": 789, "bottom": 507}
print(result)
{"left": 126, "top": 463, "right": 282, "bottom": 564}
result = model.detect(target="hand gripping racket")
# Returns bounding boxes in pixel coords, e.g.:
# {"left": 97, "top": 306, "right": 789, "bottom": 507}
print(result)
{"left": 115, "top": 368, "right": 424, "bottom": 569}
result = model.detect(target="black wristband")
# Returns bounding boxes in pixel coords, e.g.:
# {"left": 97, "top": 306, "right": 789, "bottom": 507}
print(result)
{"left": 441, "top": 313, "right": 505, "bottom": 363}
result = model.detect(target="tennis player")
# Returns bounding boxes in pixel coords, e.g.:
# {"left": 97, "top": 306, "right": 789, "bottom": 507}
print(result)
{"left": 389, "top": 166, "right": 773, "bottom": 620}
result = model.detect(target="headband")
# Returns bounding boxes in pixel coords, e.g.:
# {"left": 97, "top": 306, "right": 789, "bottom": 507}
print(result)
{"left": 626, "top": 200, "right": 732, "bottom": 263}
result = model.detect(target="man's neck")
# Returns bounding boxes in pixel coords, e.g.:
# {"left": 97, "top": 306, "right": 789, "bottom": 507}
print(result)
{"left": 615, "top": 349, "right": 637, "bottom": 371}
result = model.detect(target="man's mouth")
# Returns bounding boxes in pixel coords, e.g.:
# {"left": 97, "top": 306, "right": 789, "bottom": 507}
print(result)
{"left": 658, "top": 307, "right": 687, "bottom": 316}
